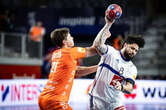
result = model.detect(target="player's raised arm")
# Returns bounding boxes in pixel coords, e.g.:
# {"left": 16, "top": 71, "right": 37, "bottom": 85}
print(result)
{"left": 92, "top": 17, "right": 114, "bottom": 55}
{"left": 84, "top": 17, "right": 114, "bottom": 57}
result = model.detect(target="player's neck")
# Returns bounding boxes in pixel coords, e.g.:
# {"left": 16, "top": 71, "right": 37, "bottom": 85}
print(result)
{"left": 120, "top": 49, "right": 125, "bottom": 57}
{"left": 62, "top": 45, "right": 71, "bottom": 49}
{"left": 120, "top": 49, "right": 130, "bottom": 61}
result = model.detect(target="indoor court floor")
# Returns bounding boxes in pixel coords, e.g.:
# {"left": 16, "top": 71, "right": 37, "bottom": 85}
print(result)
{"left": 0, "top": 103, "right": 166, "bottom": 110}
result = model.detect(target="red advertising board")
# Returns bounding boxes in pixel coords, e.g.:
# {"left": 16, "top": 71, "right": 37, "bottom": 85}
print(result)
{"left": 0, "top": 64, "right": 41, "bottom": 79}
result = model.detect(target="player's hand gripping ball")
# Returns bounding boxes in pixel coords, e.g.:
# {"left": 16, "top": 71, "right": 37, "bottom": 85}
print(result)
{"left": 105, "top": 4, "right": 122, "bottom": 21}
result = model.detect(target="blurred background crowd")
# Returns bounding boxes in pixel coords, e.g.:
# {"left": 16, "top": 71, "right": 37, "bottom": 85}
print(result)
{"left": 0, "top": 0, "right": 166, "bottom": 80}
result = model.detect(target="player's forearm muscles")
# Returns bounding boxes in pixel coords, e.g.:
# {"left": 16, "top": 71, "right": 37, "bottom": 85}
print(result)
{"left": 75, "top": 65, "right": 98, "bottom": 77}
{"left": 93, "top": 24, "right": 112, "bottom": 54}
{"left": 86, "top": 46, "right": 97, "bottom": 57}
{"left": 93, "top": 24, "right": 111, "bottom": 46}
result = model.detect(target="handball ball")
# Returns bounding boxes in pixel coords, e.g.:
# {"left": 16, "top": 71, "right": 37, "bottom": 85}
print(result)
{"left": 105, "top": 4, "right": 122, "bottom": 21}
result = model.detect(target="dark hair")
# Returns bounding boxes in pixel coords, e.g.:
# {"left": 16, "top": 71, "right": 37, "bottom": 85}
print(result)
{"left": 50, "top": 27, "right": 69, "bottom": 48}
{"left": 124, "top": 35, "right": 145, "bottom": 48}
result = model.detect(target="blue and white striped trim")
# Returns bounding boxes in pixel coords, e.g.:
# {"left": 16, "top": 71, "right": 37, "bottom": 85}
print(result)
{"left": 105, "top": 45, "right": 109, "bottom": 54}
{"left": 120, "top": 51, "right": 130, "bottom": 62}
{"left": 99, "top": 63, "right": 135, "bottom": 85}
{"left": 100, "top": 45, "right": 109, "bottom": 55}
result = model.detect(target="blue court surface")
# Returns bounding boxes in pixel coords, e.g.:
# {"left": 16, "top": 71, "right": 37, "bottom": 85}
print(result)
{"left": 0, "top": 103, "right": 166, "bottom": 110}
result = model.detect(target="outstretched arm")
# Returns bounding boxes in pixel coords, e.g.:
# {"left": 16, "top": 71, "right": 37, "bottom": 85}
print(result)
{"left": 85, "top": 46, "right": 97, "bottom": 57}
{"left": 75, "top": 65, "right": 98, "bottom": 78}
{"left": 93, "top": 17, "right": 114, "bottom": 55}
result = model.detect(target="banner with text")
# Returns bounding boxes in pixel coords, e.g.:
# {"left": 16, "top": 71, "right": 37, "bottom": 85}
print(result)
{"left": 0, "top": 79, "right": 166, "bottom": 106}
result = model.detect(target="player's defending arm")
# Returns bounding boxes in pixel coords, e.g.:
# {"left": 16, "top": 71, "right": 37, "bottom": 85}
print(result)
{"left": 75, "top": 65, "right": 98, "bottom": 78}
{"left": 92, "top": 17, "right": 114, "bottom": 55}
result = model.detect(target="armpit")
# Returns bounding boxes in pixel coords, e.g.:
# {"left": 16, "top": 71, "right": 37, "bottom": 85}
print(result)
{"left": 96, "top": 45, "right": 108, "bottom": 55}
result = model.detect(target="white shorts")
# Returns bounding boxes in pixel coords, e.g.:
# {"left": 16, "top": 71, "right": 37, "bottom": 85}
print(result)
{"left": 89, "top": 95, "right": 125, "bottom": 110}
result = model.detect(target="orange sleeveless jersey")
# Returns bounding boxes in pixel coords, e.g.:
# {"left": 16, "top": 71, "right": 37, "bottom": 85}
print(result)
{"left": 40, "top": 47, "right": 86, "bottom": 102}
{"left": 30, "top": 26, "right": 44, "bottom": 42}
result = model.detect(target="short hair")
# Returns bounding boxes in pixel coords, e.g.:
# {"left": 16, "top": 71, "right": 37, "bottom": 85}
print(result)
{"left": 50, "top": 27, "right": 70, "bottom": 48}
{"left": 124, "top": 35, "right": 145, "bottom": 48}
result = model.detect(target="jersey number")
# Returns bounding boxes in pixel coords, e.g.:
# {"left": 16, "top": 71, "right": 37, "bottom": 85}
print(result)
{"left": 50, "top": 62, "right": 58, "bottom": 73}
{"left": 119, "top": 67, "right": 124, "bottom": 74}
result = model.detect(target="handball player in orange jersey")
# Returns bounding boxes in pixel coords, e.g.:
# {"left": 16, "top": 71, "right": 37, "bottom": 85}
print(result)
{"left": 38, "top": 27, "right": 103, "bottom": 110}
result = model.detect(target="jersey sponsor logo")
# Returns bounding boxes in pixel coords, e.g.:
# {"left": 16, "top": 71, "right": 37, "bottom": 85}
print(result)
{"left": 110, "top": 74, "right": 123, "bottom": 86}
{"left": 116, "top": 59, "right": 119, "bottom": 64}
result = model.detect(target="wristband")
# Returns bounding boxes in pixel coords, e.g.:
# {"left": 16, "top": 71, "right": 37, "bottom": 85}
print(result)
{"left": 121, "top": 84, "right": 131, "bottom": 94}
{"left": 121, "top": 84, "right": 124, "bottom": 91}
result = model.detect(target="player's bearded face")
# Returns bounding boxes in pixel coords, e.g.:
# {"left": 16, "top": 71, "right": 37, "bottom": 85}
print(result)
{"left": 124, "top": 43, "right": 139, "bottom": 60}
{"left": 124, "top": 50, "right": 134, "bottom": 60}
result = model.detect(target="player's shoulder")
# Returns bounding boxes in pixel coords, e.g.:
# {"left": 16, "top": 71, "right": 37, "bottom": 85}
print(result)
{"left": 106, "top": 45, "right": 118, "bottom": 54}
{"left": 52, "top": 48, "right": 60, "bottom": 53}
{"left": 71, "top": 47, "right": 86, "bottom": 53}
{"left": 129, "top": 61, "right": 137, "bottom": 72}
{"left": 107, "top": 45, "right": 115, "bottom": 50}
{"left": 51, "top": 49, "right": 62, "bottom": 60}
